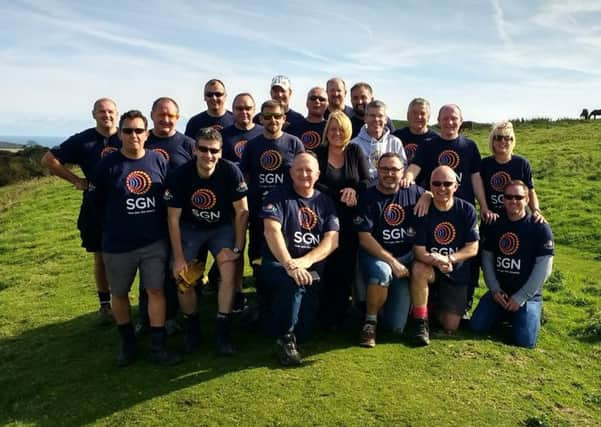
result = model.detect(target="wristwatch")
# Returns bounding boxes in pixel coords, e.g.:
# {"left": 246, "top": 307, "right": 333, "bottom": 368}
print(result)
{"left": 232, "top": 247, "right": 242, "bottom": 254}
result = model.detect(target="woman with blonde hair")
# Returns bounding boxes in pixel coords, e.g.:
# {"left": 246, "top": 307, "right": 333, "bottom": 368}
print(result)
{"left": 314, "top": 111, "right": 370, "bottom": 329}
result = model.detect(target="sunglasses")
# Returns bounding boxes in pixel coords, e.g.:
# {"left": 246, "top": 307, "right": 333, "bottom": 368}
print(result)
{"left": 156, "top": 113, "right": 178, "bottom": 119}
{"left": 309, "top": 95, "right": 327, "bottom": 102}
{"left": 378, "top": 166, "right": 402, "bottom": 174}
{"left": 503, "top": 194, "right": 525, "bottom": 201}
{"left": 431, "top": 181, "right": 455, "bottom": 187}
{"left": 196, "top": 146, "right": 221, "bottom": 154}
{"left": 234, "top": 106, "right": 253, "bottom": 111}
{"left": 493, "top": 135, "right": 514, "bottom": 142}
{"left": 262, "top": 113, "right": 284, "bottom": 120}
{"left": 121, "top": 128, "right": 145, "bottom": 135}
{"left": 205, "top": 91, "right": 224, "bottom": 98}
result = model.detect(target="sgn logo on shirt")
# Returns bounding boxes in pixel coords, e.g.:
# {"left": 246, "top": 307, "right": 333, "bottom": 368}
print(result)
{"left": 152, "top": 148, "right": 170, "bottom": 161}
{"left": 191, "top": 188, "right": 220, "bottom": 222}
{"left": 437, "top": 150, "right": 460, "bottom": 169}
{"left": 300, "top": 131, "right": 321, "bottom": 149}
{"left": 234, "top": 140, "right": 247, "bottom": 159}
{"left": 404, "top": 143, "right": 417, "bottom": 163}
{"left": 125, "top": 170, "right": 155, "bottom": 212}
{"left": 259, "top": 149, "right": 284, "bottom": 185}
{"left": 100, "top": 146, "right": 118, "bottom": 158}
{"left": 294, "top": 207, "right": 320, "bottom": 246}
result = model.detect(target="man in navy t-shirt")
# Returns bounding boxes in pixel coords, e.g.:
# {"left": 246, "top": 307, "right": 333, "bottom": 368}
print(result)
{"left": 354, "top": 153, "right": 424, "bottom": 347}
{"left": 41, "top": 97, "right": 120, "bottom": 325}
{"left": 286, "top": 87, "right": 328, "bottom": 150}
{"left": 324, "top": 77, "right": 354, "bottom": 121}
{"left": 471, "top": 180, "right": 554, "bottom": 348}
{"left": 221, "top": 93, "right": 263, "bottom": 166}
{"left": 259, "top": 152, "right": 339, "bottom": 366}
{"left": 239, "top": 100, "right": 304, "bottom": 275}
{"left": 92, "top": 110, "right": 180, "bottom": 366}
{"left": 253, "top": 75, "right": 305, "bottom": 129}
{"left": 165, "top": 127, "right": 249, "bottom": 356}
{"left": 349, "top": 82, "right": 395, "bottom": 138}
{"left": 185, "top": 79, "right": 234, "bottom": 138}
{"left": 410, "top": 166, "right": 479, "bottom": 345}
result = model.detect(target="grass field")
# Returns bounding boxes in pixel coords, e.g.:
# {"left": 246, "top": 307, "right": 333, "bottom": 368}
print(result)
{"left": 0, "top": 120, "right": 600, "bottom": 426}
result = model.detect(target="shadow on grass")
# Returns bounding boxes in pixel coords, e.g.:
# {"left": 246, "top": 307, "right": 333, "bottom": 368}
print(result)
{"left": 0, "top": 301, "right": 356, "bottom": 426}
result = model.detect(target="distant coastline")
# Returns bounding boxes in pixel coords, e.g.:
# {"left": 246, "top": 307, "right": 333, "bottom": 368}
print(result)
{"left": 0, "top": 135, "right": 64, "bottom": 148}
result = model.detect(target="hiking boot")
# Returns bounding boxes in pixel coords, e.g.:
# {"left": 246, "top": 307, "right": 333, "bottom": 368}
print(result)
{"left": 276, "top": 333, "right": 303, "bottom": 366}
{"left": 116, "top": 346, "right": 136, "bottom": 367}
{"left": 216, "top": 316, "right": 236, "bottom": 356}
{"left": 98, "top": 305, "right": 114, "bottom": 326}
{"left": 165, "top": 319, "right": 181, "bottom": 336}
{"left": 183, "top": 315, "right": 201, "bottom": 354}
{"left": 413, "top": 318, "right": 430, "bottom": 346}
{"left": 232, "top": 291, "right": 249, "bottom": 314}
{"left": 148, "top": 349, "right": 182, "bottom": 366}
{"left": 359, "top": 321, "right": 377, "bottom": 348}
{"left": 134, "top": 321, "right": 149, "bottom": 337}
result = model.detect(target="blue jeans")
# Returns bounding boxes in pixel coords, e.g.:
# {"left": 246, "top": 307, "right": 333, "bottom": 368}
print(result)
{"left": 259, "top": 260, "right": 323, "bottom": 343}
{"left": 470, "top": 291, "right": 542, "bottom": 348}
{"left": 359, "top": 250, "right": 413, "bottom": 333}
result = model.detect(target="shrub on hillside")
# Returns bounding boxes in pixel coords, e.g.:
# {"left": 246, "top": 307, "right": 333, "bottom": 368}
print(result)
{"left": 0, "top": 146, "right": 50, "bottom": 187}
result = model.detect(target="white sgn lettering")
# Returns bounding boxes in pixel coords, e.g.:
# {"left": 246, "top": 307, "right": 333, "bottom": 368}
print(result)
{"left": 496, "top": 257, "right": 521, "bottom": 270}
{"left": 431, "top": 247, "right": 457, "bottom": 256}
{"left": 193, "top": 210, "right": 221, "bottom": 222}
{"left": 293, "top": 231, "right": 320, "bottom": 246}
{"left": 456, "top": 172, "right": 463, "bottom": 182}
{"left": 259, "top": 174, "right": 284, "bottom": 184}
{"left": 491, "top": 194, "right": 504, "bottom": 205}
{"left": 126, "top": 197, "right": 156, "bottom": 210}
{"left": 382, "top": 228, "right": 409, "bottom": 240}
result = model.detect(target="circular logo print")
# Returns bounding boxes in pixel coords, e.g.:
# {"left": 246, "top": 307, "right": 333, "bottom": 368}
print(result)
{"left": 152, "top": 148, "right": 170, "bottom": 161}
{"left": 383, "top": 204, "right": 405, "bottom": 226}
{"left": 438, "top": 150, "right": 460, "bottom": 169}
{"left": 490, "top": 171, "right": 512, "bottom": 193}
{"left": 211, "top": 124, "right": 224, "bottom": 131}
{"left": 433, "top": 221, "right": 456, "bottom": 245}
{"left": 301, "top": 131, "right": 321, "bottom": 149}
{"left": 100, "top": 146, "right": 118, "bottom": 158}
{"left": 190, "top": 189, "right": 216, "bottom": 209}
{"left": 298, "top": 207, "right": 318, "bottom": 231}
{"left": 404, "top": 143, "right": 417, "bottom": 163}
{"left": 125, "top": 171, "right": 152, "bottom": 195}
{"left": 499, "top": 232, "right": 520, "bottom": 256}
{"left": 260, "top": 149, "right": 283, "bottom": 171}
{"left": 234, "top": 140, "right": 247, "bottom": 159}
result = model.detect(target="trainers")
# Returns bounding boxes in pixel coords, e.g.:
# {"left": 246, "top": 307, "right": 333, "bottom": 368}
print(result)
{"left": 165, "top": 319, "right": 181, "bottom": 336}
{"left": 148, "top": 349, "right": 182, "bottom": 366}
{"left": 134, "top": 321, "right": 149, "bottom": 337}
{"left": 359, "top": 322, "right": 377, "bottom": 348}
{"left": 413, "top": 318, "right": 430, "bottom": 346}
{"left": 232, "top": 292, "right": 249, "bottom": 314}
{"left": 276, "top": 333, "right": 303, "bottom": 366}
{"left": 98, "top": 305, "right": 114, "bottom": 326}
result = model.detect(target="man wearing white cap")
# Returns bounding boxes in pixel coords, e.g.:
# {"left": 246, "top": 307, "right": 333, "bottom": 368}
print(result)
{"left": 255, "top": 75, "right": 305, "bottom": 129}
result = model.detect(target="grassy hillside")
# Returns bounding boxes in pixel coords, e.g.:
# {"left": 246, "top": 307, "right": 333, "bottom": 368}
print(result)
{"left": 0, "top": 120, "right": 599, "bottom": 426}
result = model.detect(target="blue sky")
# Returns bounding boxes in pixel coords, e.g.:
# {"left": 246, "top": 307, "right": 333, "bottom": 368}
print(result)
{"left": 1, "top": 0, "right": 600, "bottom": 137}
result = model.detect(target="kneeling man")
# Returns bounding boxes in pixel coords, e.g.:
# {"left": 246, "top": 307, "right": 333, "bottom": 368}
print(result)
{"left": 410, "top": 166, "right": 479, "bottom": 345}
{"left": 471, "top": 180, "right": 553, "bottom": 348}
{"left": 259, "top": 152, "right": 339, "bottom": 366}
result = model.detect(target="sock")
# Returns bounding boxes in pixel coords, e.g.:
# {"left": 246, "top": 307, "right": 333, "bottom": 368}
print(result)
{"left": 98, "top": 291, "right": 111, "bottom": 307}
{"left": 412, "top": 306, "right": 428, "bottom": 319}
{"left": 365, "top": 314, "right": 377, "bottom": 324}
{"left": 117, "top": 323, "right": 135, "bottom": 349}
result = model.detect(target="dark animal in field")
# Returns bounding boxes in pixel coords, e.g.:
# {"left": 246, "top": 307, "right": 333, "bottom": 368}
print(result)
{"left": 580, "top": 108, "right": 589, "bottom": 119}
{"left": 459, "top": 121, "right": 473, "bottom": 132}
{"left": 589, "top": 109, "right": 601, "bottom": 119}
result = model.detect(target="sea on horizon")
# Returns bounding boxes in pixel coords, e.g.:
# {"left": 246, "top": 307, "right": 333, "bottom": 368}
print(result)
{"left": 0, "top": 135, "right": 65, "bottom": 148}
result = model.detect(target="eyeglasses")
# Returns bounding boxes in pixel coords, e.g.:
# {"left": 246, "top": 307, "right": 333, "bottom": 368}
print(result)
{"left": 196, "top": 146, "right": 221, "bottom": 154}
{"left": 309, "top": 96, "right": 327, "bottom": 102}
{"left": 378, "top": 166, "right": 402, "bottom": 174}
{"left": 234, "top": 106, "right": 253, "bottom": 111}
{"left": 262, "top": 113, "right": 284, "bottom": 120}
{"left": 431, "top": 181, "right": 455, "bottom": 187}
{"left": 503, "top": 194, "right": 525, "bottom": 201}
{"left": 121, "top": 128, "right": 145, "bottom": 135}
{"left": 205, "top": 91, "right": 224, "bottom": 98}
{"left": 493, "top": 135, "right": 514, "bottom": 142}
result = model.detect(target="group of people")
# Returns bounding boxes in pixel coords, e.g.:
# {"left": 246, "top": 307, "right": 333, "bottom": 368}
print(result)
{"left": 42, "top": 75, "right": 554, "bottom": 367}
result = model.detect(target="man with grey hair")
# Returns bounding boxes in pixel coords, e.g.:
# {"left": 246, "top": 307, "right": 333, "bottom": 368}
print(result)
{"left": 349, "top": 82, "right": 395, "bottom": 138}
{"left": 393, "top": 98, "right": 438, "bottom": 168}
{"left": 324, "top": 77, "right": 354, "bottom": 120}
{"left": 286, "top": 87, "right": 328, "bottom": 150}
{"left": 350, "top": 100, "right": 407, "bottom": 183}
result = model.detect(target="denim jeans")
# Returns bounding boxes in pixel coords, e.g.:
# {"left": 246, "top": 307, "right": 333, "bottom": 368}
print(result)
{"left": 471, "top": 291, "right": 542, "bottom": 348}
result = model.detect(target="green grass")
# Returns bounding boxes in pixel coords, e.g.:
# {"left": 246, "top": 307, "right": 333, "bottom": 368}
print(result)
{"left": 1, "top": 120, "right": 600, "bottom": 426}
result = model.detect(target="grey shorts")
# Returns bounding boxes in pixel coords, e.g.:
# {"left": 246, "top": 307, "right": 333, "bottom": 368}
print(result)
{"left": 103, "top": 240, "right": 168, "bottom": 297}
{"left": 179, "top": 222, "right": 235, "bottom": 262}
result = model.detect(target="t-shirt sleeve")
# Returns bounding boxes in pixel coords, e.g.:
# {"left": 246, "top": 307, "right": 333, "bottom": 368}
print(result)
{"left": 465, "top": 205, "right": 480, "bottom": 242}
{"left": 536, "top": 224, "right": 554, "bottom": 257}
{"left": 50, "top": 134, "right": 80, "bottom": 165}
{"left": 353, "top": 194, "right": 374, "bottom": 233}
{"left": 523, "top": 158, "right": 534, "bottom": 189}
{"left": 469, "top": 143, "right": 481, "bottom": 174}
{"left": 259, "top": 191, "right": 284, "bottom": 223}
{"left": 229, "top": 164, "right": 248, "bottom": 201}
{"left": 414, "top": 216, "right": 427, "bottom": 246}
{"left": 323, "top": 197, "right": 340, "bottom": 232}
{"left": 164, "top": 169, "right": 185, "bottom": 209}
{"left": 412, "top": 143, "right": 426, "bottom": 168}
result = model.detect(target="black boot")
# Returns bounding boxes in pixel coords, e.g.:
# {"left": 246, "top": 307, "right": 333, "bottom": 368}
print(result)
{"left": 183, "top": 313, "right": 201, "bottom": 353}
{"left": 116, "top": 323, "right": 137, "bottom": 367}
{"left": 216, "top": 314, "right": 236, "bottom": 356}
{"left": 149, "top": 326, "right": 182, "bottom": 365}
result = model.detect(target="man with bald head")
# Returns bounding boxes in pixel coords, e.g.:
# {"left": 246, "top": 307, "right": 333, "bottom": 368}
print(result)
{"left": 41, "top": 97, "right": 121, "bottom": 324}
{"left": 185, "top": 79, "right": 234, "bottom": 138}
{"left": 410, "top": 166, "right": 479, "bottom": 345}
{"left": 221, "top": 93, "right": 263, "bottom": 165}
{"left": 286, "top": 87, "right": 328, "bottom": 150}
{"left": 259, "top": 152, "right": 339, "bottom": 366}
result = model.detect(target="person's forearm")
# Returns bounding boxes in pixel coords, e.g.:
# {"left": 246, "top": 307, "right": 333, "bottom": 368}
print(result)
{"left": 481, "top": 250, "right": 502, "bottom": 293}
{"left": 471, "top": 172, "right": 489, "bottom": 212}
{"left": 512, "top": 256, "right": 553, "bottom": 305}
{"left": 359, "top": 232, "right": 396, "bottom": 265}
{"left": 299, "top": 232, "right": 339, "bottom": 266}
{"left": 167, "top": 209, "right": 185, "bottom": 262}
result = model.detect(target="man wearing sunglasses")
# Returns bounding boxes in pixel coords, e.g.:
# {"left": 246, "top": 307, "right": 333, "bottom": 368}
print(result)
{"left": 286, "top": 87, "right": 328, "bottom": 150}
{"left": 165, "top": 127, "right": 249, "bottom": 356}
{"left": 354, "top": 153, "right": 424, "bottom": 347}
{"left": 221, "top": 93, "right": 264, "bottom": 166}
{"left": 471, "top": 180, "right": 553, "bottom": 348}
{"left": 349, "top": 82, "right": 395, "bottom": 139}
{"left": 185, "top": 79, "right": 234, "bottom": 139}
{"left": 41, "top": 97, "right": 121, "bottom": 326}
{"left": 92, "top": 110, "right": 180, "bottom": 366}
{"left": 410, "top": 166, "right": 479, "bottom": 345}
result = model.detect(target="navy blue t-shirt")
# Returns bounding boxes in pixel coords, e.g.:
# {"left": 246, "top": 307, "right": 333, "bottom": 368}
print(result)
{"left": 483, "top": 214, "right": 553, "bottom": 298}
{"left": 412, "top": 135, "right": 482, "bottom": 205}
{"left": 145, "top": 131, "right": 194, "bottom": 171}
{"left": 354, "top": 184, "right": 424, "bottom": 257}
{"left": 286, "top": 119, "right": 326, "bottom": 150}
{"left": 239, "top": 133, "right": 304, "bottom": 211}
{"left": 184, "top": 111, "right": 234, "bottom": 139}
{"left": 415, "top": 198, "right": 479, "bottom": 284}
{"left": 480, "top": 155, "right": 534, "bottom": 216}
{"left": 92, "top": 150, "right": 168, "bottom": 253}
{"left": 220, "top": 124, "right": 264, "bottom": 165}
{"left": 50, "top": 128, "right": 121, "bottom": 180}
{"left": 164, "top": 159, "right": 247, "bottom": 228}
{"left": 393, "top": 127, "right": 439, "bottom": 164}
{"left": 260, "top": 185, "right": 339, "bottom": 261}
